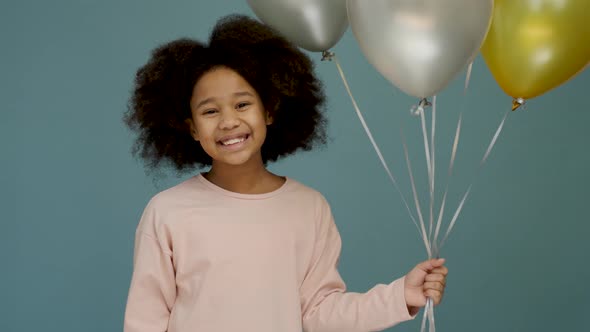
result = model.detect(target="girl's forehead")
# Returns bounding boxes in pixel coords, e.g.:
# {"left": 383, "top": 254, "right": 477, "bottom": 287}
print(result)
{"left": 192, "top": 67, "right": 258, "bottom": 101}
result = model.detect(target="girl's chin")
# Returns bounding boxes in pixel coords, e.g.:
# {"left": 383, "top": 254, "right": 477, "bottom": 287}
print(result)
{"left": 212, "top": 152, "right": 264, "bottom": 168}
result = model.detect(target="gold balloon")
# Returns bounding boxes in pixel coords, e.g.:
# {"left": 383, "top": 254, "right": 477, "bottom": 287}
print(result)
{"left": 482, "top": 0, "right": 590, "bottom": 108}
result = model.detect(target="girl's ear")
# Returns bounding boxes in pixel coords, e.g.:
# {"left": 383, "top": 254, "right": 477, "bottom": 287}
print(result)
{"left": 265, "top": 111, "right": 273, "bottom": 126}
{"left": 185, "top": 118, "right": 199, "bottom": 141}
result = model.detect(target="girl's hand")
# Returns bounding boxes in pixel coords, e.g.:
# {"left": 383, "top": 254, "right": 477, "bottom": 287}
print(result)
{"left": 404, "top": 258, "right": 448, "bottom": 314}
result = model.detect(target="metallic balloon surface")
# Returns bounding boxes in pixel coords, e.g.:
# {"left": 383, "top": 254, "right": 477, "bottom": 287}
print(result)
{"left": 482, "top": 0, "right": 590, "bottom": 100}
{"left": 347, "top": 0, "right": 493, "bottom": 98}
{"left": 247, "top": 0, "right": 348, "bottom": 52}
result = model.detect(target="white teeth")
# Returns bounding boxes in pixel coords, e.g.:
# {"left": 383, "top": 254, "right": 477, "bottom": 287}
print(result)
{"left": 221, "top": 137, "right": 246, "bottom": 146}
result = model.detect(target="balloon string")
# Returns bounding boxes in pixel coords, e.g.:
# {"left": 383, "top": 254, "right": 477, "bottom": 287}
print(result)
{"left": 325, "top": 52, "right": 426, "bottom": 242}
{"left": 433, "top": 113, "right": 462, "bottom": 255}
{"left": 433, "top": 58, "right": 474, "bottom": 255}
{"left": 401, "top": 127, "right": 432, "bottom": 257}
{"left": 420, "top": 298, "right": 429, "bottom": 332}
{"left": 420, "top": 297, "right": 436, "bottom": 332}
{"left": 419, "top": 104, "right": 434, "bottom": 195}
{"left": 417, "top": 100, "right": 435, "bottom": 245}
{"left": 464, "top": 61, "right": 473, "bottom": 95}
{"left": 414, "top": 97, "right": 438, "bottom": 250}
{"left": 439, "top": 108, "right": 510, "bottom": 250}
{"left": 428, "top": 297, "right": 436, "bottom": 332}
{"left": 430, "top": 97, "right": 436, "bottom": 245}
{"left": 416, "top": 97, "right": 437, "bottom": 332}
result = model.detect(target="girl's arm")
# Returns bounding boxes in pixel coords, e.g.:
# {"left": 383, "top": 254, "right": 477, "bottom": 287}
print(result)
{"left": 300, "top": 197, "right": 416, "bottom": 332}
{"left": 124, "top": 205, "right": 176, "bottom": 332}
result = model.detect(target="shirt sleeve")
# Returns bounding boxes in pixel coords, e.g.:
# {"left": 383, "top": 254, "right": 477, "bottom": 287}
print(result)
{"left": 124, "top": 203, "right": 176, "bottom": 332}
{"left": 300, "top": 196, "right": 415, "bottom": 332}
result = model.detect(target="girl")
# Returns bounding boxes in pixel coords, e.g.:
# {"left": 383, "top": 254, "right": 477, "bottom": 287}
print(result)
{"left": 123, "top": 14, "right": 448, "bottom": 332}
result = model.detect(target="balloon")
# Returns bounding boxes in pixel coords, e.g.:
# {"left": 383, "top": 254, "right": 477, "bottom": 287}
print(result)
{"left": 482, "top": 0, "right": 590, "bottom": 105}
{"left": 247, "top": 0, "right": 348, "bottom": 52}
{"left": 347, "top": 0, "right": 493, "bottom": 99}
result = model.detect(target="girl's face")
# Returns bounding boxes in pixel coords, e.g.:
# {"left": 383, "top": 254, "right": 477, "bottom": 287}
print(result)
{"left": 187, "top": 67, "right": 272, "bottom": 168}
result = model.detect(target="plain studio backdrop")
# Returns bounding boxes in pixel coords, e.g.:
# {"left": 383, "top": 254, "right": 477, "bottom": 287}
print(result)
{"left": 1, "top": 1, "right": 588, "bottom": 331}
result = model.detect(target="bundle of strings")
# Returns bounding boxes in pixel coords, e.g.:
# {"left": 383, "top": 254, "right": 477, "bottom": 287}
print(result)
{"left": 323, "top": 52, "right": 509, "bottom": 332}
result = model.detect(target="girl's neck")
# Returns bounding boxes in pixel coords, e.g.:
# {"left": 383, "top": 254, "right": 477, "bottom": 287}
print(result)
{"left": 204, "top": 159, "right": 284, "bottom": 195}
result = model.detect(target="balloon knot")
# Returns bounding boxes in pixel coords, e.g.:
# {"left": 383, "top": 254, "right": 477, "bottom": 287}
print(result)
{"left": 410, "top": 98, "right": 432, "bottom": 116}
{"left": 511, "top": 97, "right": 526, "bottom": 111}
{"left": 321, "top": 51, "right": 335, "bottom": 61}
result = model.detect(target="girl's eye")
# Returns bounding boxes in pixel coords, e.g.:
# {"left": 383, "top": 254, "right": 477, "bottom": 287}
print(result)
{"left": 203, "top": 109, "right": 217, "bottom": 115}
{"left": 236, "top": 102, "right": 250, "bottom": 110}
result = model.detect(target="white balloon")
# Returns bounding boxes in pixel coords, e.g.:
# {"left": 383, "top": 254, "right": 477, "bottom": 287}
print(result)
{"left": 347, "top": 0, "right": 493, "bottom": 98}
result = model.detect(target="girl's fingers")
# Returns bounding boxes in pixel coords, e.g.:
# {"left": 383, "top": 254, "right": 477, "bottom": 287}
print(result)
{"left": 423, "top": 264, "right": 448, "bottom": 306}
{"left": 425, "top": 273, "right": 445, "bottom": 283}
{"left": 424, "top": 289, "right": 444, "bottom": 305}
{"left": 416, "top": 258, "right": 446, "bottom": 272}
{"left": 424, "top": 281, "right": 444, "bottom": 292}
{"left": 430, "top": 266, "right": 448, "bottom": 276}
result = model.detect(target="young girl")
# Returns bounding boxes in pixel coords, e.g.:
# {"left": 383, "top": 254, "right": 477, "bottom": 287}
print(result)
{"left": 123, "top": 14, "right": 448, "bottom": 332}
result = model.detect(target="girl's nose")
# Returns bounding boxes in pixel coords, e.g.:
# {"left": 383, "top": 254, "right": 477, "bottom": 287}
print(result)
{"left": 219, "top": 110, "right": 240, "bottom": 130}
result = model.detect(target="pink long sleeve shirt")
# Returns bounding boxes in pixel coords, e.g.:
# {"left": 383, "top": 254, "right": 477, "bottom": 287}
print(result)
{"left": 124, "top": 174, "right": 415, "bottom": 332}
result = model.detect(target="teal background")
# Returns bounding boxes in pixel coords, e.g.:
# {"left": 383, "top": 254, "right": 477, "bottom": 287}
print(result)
{"left": 2, "top": 1, "right": 589, "bottom": 331}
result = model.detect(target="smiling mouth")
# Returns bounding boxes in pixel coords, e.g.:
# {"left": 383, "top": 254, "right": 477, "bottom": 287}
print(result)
{"left": 218, "top": 134, "right": 249, "bottom": 146}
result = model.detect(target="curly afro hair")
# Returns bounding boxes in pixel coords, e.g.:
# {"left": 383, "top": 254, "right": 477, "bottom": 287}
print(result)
{"left": 124, "top": 14, "right": 327, "bottom": 173}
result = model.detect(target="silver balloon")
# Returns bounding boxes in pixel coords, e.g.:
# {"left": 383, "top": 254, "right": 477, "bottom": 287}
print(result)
{"left": 347, "top": 0, "right": 493, "bottom": 98}
{"left": 247, "top": 0, "right": 348, "bottom": 52}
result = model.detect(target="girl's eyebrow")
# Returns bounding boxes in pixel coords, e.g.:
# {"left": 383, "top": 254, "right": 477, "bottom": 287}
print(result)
{"left": 195, "top": 91, "right": 254, "bottom": 109}
{"left": 195, "top": 97, "right": 216, "bottom": 109}
{"left": 233, "top": 91, "right": 254, "bottom": 98}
